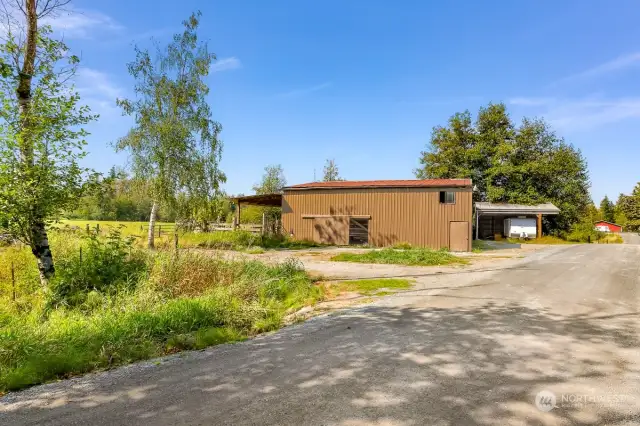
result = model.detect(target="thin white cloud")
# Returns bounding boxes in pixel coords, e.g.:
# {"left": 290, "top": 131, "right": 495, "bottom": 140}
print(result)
{"left": 277, "top": 82, "right": 332, "bottom": 98}
{"left": 552, "top": 52, "right": 640, "bottom": 85}
{"left": 75, "top": 68, "right": 125, "bottom": 117}
{"left": 509, "top": 96, "right": 640, "bottom": 131}
{"left": 212, "top": 57, "right": 242, "bottom": 72}
{"left": 42, "top": 8, "right": 124, "bottom": 39}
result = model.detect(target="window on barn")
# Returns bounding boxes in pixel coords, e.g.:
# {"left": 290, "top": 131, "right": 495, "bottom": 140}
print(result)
{"left": 440, "top": 191, "right": 456, "bottom": 204}
{"left": 349, "top": 218, "right": 369, "bottom": 245}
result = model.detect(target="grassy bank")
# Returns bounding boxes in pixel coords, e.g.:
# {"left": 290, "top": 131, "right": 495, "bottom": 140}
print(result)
{"left": 330, "top": 248, "right": 467, "bottom": 267}
{"left": 330, "top": 278, "right": 412, "bottom": 296}
{"left": 0, "top": 231, "right": 323, "bottom": 393}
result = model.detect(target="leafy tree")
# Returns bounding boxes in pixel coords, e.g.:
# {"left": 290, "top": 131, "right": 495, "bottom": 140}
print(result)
{"left": 599, "top": 196, "right": 615, "bottom": 223}
{"left": 322, "top": 159, "right": 343, "bottom": 181}
{"left": 116, "top": 12, "right": 225, "bottom": 248}
{"left": 253, "top": 164, "right": 287, "bottom": 194}
{"left": 0, "top": 0, "right": 96, "bottom": 286}
{"left": 617, "top": 183, "right": 640, "bottom": 231}
{"left": 416, "top": 103, "right": 590, "bottom": 232}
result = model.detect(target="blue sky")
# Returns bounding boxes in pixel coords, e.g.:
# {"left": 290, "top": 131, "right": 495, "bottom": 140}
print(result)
{"left": 55, "top": 0, "right": 640, "bottom": 203}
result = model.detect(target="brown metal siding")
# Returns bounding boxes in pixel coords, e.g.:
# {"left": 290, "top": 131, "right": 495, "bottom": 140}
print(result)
{"left": 282, "top": 187, "right": 472, "bottom": 250}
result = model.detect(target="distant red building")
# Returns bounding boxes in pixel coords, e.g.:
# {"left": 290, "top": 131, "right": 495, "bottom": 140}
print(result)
{"left": 594, "top": 221, "right": 622, "bottom": 233}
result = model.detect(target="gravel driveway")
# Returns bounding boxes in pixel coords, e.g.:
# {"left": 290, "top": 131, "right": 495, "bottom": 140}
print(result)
{"left": 2, "top": 244, "right": 639, "bottom": 425}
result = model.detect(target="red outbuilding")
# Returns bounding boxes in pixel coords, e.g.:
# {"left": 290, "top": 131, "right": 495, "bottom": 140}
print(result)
{"left": 594, "top": 221, "right": 622, "bottom": 233}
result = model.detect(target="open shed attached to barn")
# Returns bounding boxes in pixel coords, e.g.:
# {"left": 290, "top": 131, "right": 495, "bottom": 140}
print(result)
{"left": 281, "top": 179, "right": 473, "bottom": 251}
{"left": 475, "top": 202, "right": 560, "bottom": 240}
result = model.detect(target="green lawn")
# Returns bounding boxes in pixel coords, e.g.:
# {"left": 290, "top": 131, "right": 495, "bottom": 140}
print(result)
{"left": 331, "top": 248, "right": 468, "bottom": 266}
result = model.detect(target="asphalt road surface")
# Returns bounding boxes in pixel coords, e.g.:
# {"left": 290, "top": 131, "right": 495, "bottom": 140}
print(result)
{"left": 2, "top": 244, "right": 639, "bottom": 426}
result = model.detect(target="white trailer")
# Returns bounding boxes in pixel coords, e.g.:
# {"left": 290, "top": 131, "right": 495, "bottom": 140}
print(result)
{"left": 504, "top": 218, "right": 537, "bottom": 239}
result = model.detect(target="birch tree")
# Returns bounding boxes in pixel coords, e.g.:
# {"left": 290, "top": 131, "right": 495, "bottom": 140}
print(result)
{"left": 0, "top": 0, "right": 95, "bottom": 286}
{"left": 322, "top": 159, "right": 342, "bottom": 181}
{"left": 116, "top": 12, "right": 224, "bottom": 248}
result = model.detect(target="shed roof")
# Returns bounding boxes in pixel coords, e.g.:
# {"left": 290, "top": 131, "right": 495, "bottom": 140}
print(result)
{"left": 234, "top": 193, "right": 282, "bottom": 207}
{"left": 285, "top": 179, "right": 472, "bottom": 190}
{"left": 475, "top": 202, "right": 560, "bottom": 215}
{"left": 594, "top": 220, "right": 621, "bottom": 227}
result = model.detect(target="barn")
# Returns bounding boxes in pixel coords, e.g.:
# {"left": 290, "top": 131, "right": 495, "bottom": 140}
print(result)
{"left": 278, "top": 179, "right": 473, "bottom": 251}
{"left": 594, "top": 221, "right": 622, "bottom": 233}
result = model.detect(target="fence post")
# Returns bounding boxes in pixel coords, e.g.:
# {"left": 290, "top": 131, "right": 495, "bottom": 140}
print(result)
{"left": 79, "top": 247, "right": 83, "bottom": 263}
{"left": 174, "top": 233, "right": 178, "bottom": 251}
{"left": 96, "top": 223, "right": 100, "bottom": 234}
{"left": 11, "top": 261, "right": 16, "bottom": 302}
{"left": 86, "top": 224, "right": 90, "bottom": 234}
{"left": 158, "top": 225, "right": 162, "bottom": 238}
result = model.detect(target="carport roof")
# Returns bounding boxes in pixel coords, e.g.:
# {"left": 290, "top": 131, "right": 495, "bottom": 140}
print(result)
{"left": 234, "top": 193, "right": 282, "bottom": 207}
{"left": 475, "top": 202, "right": 560, "bottom": 215}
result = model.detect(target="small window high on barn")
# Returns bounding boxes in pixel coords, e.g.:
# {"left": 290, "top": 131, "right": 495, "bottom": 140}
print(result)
{"left": 349, "top": 218, "right": 369, "bottom": 245}
{"left": 440, "top": 191, "right": 456, "bottom": 204}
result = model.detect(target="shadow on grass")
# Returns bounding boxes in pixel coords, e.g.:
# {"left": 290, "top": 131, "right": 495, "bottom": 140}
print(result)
{"left": 1, "top": 301, "right": 638, "bottom": 425}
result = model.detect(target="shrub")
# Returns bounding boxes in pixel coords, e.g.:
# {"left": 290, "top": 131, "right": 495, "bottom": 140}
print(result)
{"left": 331, "top": 247, "right": 467, "bottom": 266}
{"left": 47, "top": 229, "right": 148, "bottom": 309}
{"left": 566, "top": 221, "right": 604, "bottom": 243}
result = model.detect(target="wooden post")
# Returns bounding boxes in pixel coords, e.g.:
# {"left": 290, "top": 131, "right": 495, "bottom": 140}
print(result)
{"left": 174, "top": 233, "right": 178, "bottom": 250}
{"left": 158, "top": 225, "right": 162, "bottom": 238}
{"left": 79, "top": 247, "right": 82, "bottom": 263}
{"left": 235, "top": 203, "right": 241, "bottom": 230}
{"left": 96, "top": 223, "right": 100, "bottom": 234}
{"left": 536, "top": 214, "right": 542, "bottom": 239}
{"left": 11, "top": 261, "right": 16, "bottom": 302}
{"left": 86, "top": 224, "right": 90, "bottom": 234}
{"left": 262, "top": 212, "right": 266, "bottom": 235}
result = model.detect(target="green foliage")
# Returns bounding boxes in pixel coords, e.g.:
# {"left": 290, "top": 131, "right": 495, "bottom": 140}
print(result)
{"left": 253, "top": 164, "right": 287, "bottom": 194}
{"left": 178, "top": 230, "right": 321, "bottom": 250}
{"left": 416, "top": 103, "right": 591, "bottom": 232}
{"left": 0, "top": 24, "right": 96, "bottom": 281}
{"left": 48, "top": 229, "right": 148, "bottom": 309}
{"left": 566, "top": 221, "right": 604, "bottom": 243}
{"left": 331, "top": 248, "right": 467, "bottom": 266}
{"left": 616, "top": 183, "right": 640, "bottom": 231}
{"left": 322, "top": 159, "right": 343, "bottom": 181}
{"left": 116, "top": 12, "right": 225, "bottom": 240}
{"left": 599, "top": 196, "right": 615, "bottom": 223}
{"left": 0, "top": 232, "right": 324, "bottom": 392}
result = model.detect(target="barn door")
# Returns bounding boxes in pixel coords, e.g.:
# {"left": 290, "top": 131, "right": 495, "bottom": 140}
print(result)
{"left": 449, "top": 221, "right": 469, "bottom": 252}
{"left": 312, "top": 217, "right": 348, "bottom": 245}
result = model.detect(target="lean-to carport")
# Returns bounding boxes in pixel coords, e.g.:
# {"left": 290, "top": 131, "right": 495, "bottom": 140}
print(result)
{"left": 474, "top": 202, "right": 560, "bottom": 240}
{"left": 232, "top": 193, "right": 283, "bottom": 231}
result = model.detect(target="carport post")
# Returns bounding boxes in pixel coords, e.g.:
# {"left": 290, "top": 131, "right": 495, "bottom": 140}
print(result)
{"left": 537, "top": 214, "right": 542, "bottom": 238}
{"left": 475, "top": 212, "right": 479, "bottom": 240}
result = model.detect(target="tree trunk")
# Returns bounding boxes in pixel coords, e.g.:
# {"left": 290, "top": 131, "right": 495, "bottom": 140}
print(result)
{"left": 30, "top": 220, "right": 54, "bottom": 287}
{"left": 148, "top": 202, "right": 158, "bottom": 249}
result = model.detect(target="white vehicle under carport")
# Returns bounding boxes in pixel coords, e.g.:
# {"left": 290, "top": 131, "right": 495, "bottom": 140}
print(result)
{"left": 475, "top": 202, "right": 560, "bottom": 240}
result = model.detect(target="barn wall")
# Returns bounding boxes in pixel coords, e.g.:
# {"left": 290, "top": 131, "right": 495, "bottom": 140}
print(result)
{"left": 282, "top": 187, "right": 472, "bottom": 250}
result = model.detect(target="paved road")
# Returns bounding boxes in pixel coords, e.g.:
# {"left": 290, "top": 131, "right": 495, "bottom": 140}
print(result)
{"left": 621, "top": 232, "right": 640, "bottom": 245}
{"left": 2, "top": 244, "right": 639, "bottom": 425}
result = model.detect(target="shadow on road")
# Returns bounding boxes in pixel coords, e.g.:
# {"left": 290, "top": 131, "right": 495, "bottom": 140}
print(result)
{"left": 2, "top": 302, "right": 638, "bottom": 425}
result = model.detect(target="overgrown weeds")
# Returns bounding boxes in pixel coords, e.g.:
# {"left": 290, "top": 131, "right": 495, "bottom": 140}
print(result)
{"left": 0, "top": 231, "right": 323, "bottom": 393}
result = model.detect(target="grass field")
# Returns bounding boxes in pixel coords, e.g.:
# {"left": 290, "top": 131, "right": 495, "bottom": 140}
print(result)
{"left": 330, "top": 247, "right": 468, "bottom": 267}
{"left": 0, "top": 230, "right": 324, "bottom": 393}
{"left": 58, "top": 220, "right": 320, "bottom": 251}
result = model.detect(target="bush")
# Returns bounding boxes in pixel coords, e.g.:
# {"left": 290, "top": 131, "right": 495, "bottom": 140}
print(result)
{"left": 566, "top": 221, "right": 604, "bottom": 243}
{"left": 48, "top": 229, "right": 148, "bottom": 309}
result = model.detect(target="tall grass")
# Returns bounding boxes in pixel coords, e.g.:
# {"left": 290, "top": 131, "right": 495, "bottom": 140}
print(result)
{"left": 0, "top": 231, "right": 323, "bottom": 393}
{"left": 331, "top": 248, "right": 467, "bottom": 266}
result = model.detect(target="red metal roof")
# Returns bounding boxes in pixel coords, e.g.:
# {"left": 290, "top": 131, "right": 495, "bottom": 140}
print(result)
{"left": 285, "top": 179, "right": 472, "bottom": 190}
